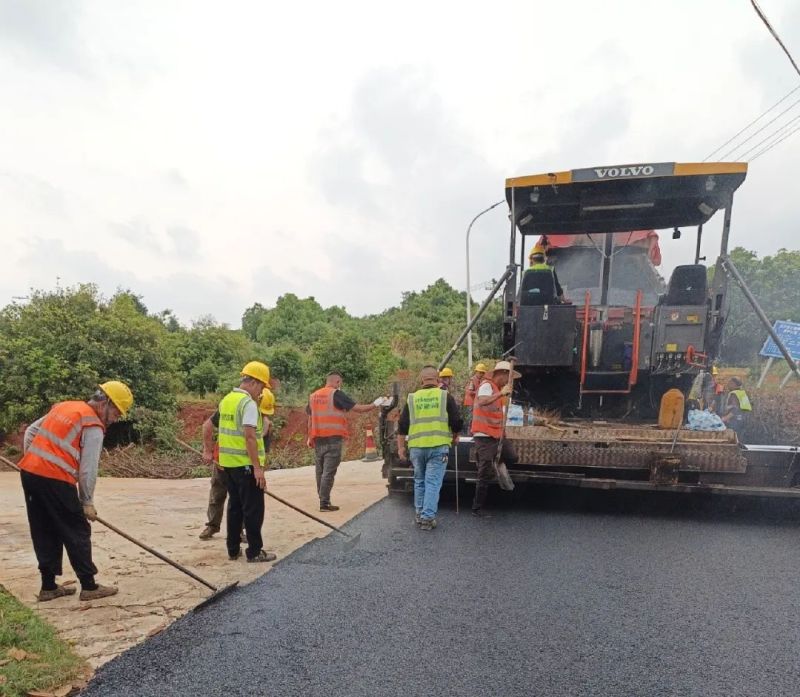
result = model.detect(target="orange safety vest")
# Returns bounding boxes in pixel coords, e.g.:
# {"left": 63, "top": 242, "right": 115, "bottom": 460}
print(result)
{"left": 309, "top": 386, "right": 349, "bottom": 439}
{"left": 463, "top": 374, "right": 481, "bottom": 407}
{"left": 18, "top": 401, "right": 105, "bottom": 485}
{"left": 470, "top": 379, "right": 504, "bottom": 439}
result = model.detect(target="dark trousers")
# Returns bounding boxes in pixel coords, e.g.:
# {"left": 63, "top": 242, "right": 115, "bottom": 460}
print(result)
{"left": 472, "top": 437, "right": 517, "bottom": 511}
{"left": 222, "top": 466, "right": 264, "bottom": 559}
{"left": 314, "top": 438, "right": 343, "bottom": 505}
{"left": 20, "top": 471, "right": 97, "bottom": 588}
{"left": 206, "top": 465, "right": 229, "bottom": 531}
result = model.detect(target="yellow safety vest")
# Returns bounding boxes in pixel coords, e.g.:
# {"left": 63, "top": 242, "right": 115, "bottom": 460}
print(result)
{"left": 218, "top": 390, "right": 265, "bottom": 468}
{"left": 407, "top": 387, "right": 451, "bottom": 448}
{"left": 730, "top": 389, "right": 752, "bottom": 412}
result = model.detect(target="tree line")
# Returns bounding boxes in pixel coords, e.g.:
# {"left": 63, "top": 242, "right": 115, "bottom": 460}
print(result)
{"left": 1, "top": 245, "right": 796, "bottom": 441}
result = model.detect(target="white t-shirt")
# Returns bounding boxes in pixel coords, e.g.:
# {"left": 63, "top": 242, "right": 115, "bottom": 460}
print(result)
{"left": 473, "top": 382, "right": 496, "bottom": 437}
{"left": 233, "top": 388, "right": 259, "bottom": 428}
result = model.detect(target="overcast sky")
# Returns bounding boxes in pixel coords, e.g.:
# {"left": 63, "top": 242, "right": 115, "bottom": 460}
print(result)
{"left": 1, "top": 0, "right": 798, "bottom": 326}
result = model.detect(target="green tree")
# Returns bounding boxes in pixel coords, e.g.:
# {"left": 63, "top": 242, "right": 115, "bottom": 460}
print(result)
{"left": 718, "top": 247, "right": 800, "bottom": 364}
{"left": 309, "top": 328, "right": 370, "bottom": 388}
{"left": 0, "top": 285, "right": 178, "bottom": 432}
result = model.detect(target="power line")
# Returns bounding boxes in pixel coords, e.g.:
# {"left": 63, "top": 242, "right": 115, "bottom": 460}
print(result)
{"left": 751, "top": 121, "right": 800, "bottom": 161}
{"left": 732, "top": 112, "right": 800, "bottom": 161}
{"left": 750, "top": 0, "right": 800, "bottom": 78}
{"left": 719, "top": 95, "right": 800, "bottom": 160}
{"left": 703, "top": 84, "right": 800, "bottom": 161}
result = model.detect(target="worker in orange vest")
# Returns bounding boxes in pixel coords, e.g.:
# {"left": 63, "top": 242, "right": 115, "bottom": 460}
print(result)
{"left": 307, "top": 372, "right": 383, "bottom": 511}
{"left": 462, "top": 363, "right": 487, "bottom": 430}
{"left": 470, "top": 361, "right": 520, "bottom": 517}
{"left": 17, "top": 381, "right": 133, "bottom": 602}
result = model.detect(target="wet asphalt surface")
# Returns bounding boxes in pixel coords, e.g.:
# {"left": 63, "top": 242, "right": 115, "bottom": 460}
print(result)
{"left": 83, "top": 486, "right": 800, "bottom": 696}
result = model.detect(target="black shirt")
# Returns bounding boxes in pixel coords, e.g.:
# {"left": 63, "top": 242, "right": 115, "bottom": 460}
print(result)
{"left": 397, "top": 389, "right": 464, "bottom": 436}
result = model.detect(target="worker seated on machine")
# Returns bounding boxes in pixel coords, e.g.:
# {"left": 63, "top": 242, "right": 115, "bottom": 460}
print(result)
{"left": 520, "top": 243, "right": 565, "bottom": 306}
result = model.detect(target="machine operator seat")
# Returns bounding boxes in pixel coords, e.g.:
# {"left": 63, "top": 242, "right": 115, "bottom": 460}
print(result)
{"left": 663, "top": 264, "right": 708, "bottom": 306}
{"left": 520, "top": 268, "right": 557, "bottom": 306}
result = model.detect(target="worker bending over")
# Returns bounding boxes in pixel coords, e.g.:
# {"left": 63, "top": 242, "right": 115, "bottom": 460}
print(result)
{"left": 217, "top": 362, "right": 276, "bottom": 563}
{"left": 307, "top": 372, "right": 382, "bottom": 511}
{"left": 18, "top": 381, "right": 133, "bottom": 601}
{"left": 397, "top": 366, "right": 463, "bottom": 530}
{"left": 470, "top": 361, "right": 519, "bottom": 517}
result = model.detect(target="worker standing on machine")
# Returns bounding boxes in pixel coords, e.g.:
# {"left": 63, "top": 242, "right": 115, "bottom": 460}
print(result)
{"left": 470, "top": 360, "right": 520, "bottom": 517}
{"left": 527, "top": 243, "right": 564, "bottom": 303}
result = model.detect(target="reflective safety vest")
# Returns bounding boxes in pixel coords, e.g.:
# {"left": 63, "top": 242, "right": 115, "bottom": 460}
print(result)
{"left": 528, "top": 262, "right": 551, "bottom": 272}
{"left": 730, "top": 389, "right": 752, "bottom": 412}
{"left": 407, "top": 387, "right": 451, "bottom": 448}
{"left": 463, "top": 374, "right": 481, "bottom": 407}
{"left": 217, "top": 390, "right": 265, "bottom": 468}
{"left": 309, "top": 386, "right": 348, "bottom": 439}
{"left": 470, "top": 379, "right": 504, "bottom": 439}
{"left": 18, "top": 401, "right": 104, "bottom": 485}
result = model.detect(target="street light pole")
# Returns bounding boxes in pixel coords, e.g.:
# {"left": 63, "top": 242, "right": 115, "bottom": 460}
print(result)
{"left": 465, "top": 200, "right": 505, "bottom": 368}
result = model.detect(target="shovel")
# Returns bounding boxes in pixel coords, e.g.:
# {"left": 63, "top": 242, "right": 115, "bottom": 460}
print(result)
{"left": 175, "top": 439, "right": 361, "bottom": 550}
{"left": 1, "top": 455, "right": 237, "bottom": 612}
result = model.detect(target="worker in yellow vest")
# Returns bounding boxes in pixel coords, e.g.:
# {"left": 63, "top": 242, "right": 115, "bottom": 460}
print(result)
{"left": 17, "top": 381, "right": 133, "bottom": 601}
{"left": 397, "top": 366, "right": 463, "bottom": 530}
{"left": 199, "top": 388, "right": 275, "bottom": 541}
{"left": 721, "top": 376, "right": 753, "bottom": 436}
{"left": 217, "top": 361, "right": 276, "bottom": 563}
{"left": 527, "top": 243, "right": 564, "bottom": 302}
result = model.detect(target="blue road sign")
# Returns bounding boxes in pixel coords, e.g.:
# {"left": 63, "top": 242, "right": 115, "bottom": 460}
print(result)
{"left": 759, "top": 320, "right": 800, "bottom": 360}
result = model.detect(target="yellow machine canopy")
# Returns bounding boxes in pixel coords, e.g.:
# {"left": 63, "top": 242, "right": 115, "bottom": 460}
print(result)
{"left": 505, "top": 162, "right": 747, "bottom": 235}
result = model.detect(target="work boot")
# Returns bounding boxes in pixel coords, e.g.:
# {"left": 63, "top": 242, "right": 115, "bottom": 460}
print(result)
{"left": 247, "top": 550, "right": 278, "bottom": 563}
{"left": 414, "top": 512, "right": 422, "bottom": 526}
{"left": 319, "top": 503, "right": 340, "bottom": 512}
{"left": 228, "top": 549, "right": 242, "bottom": 561}
{"left": 418, "top": 519, "right": 436, "bottom": 531}
{"left": 37, "top": 584, "right": 77, "bottom": 602}
{"left": 471, "top": 508, "right": 492, "bottom": 518}
{"left": 79, "top": 584, "right": 119, "bottom": 601}
{"left": 199, "top": 525, "right": 217, "bottom": 540}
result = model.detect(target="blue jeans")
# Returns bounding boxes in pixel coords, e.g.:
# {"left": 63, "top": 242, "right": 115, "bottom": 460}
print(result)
{"left": 409, "top": 445, "right": 449, "bottom": 521}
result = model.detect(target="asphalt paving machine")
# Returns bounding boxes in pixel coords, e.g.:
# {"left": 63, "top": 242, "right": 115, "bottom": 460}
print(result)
{"left": 381, "top": 162, "right": 800, "bottom": 497}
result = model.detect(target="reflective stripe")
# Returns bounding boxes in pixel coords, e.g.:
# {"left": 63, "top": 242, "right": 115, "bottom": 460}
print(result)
{"left": 27, "top": 444, "right": 78, "bottom": 477}
{"left": 219, "top": 427, "right": 244, "bottom": 437}
{"left": 34, "top": 427, "right": 81, "bottom": 460}
{"left": 218, "top": 446, "right": 249, "bottom": 455}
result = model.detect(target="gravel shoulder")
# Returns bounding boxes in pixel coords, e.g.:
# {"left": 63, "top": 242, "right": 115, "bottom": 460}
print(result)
{"left": 0, "top": 461, "right": 386, "bottom": 668}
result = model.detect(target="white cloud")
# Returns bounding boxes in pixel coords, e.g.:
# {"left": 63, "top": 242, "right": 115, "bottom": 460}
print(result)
{"left": 0, "top": 0, "right": 798, "bottom": 325}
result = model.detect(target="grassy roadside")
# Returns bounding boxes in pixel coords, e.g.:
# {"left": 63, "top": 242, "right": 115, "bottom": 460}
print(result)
{"left": 0, "top": 585, "right": 86, "bottom": 697}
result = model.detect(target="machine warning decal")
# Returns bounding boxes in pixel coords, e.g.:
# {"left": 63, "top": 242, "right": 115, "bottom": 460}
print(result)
{"left": 665, "top": 343, "right": 678, "bottom": 352}
{"left": 686, "top": 314, "right": 700, "bottom": 323}
{"left": 670, "top": 311, "right": 680, "bottom": 321}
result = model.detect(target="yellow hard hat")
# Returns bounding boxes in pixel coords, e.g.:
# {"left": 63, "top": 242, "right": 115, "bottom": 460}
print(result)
{"left": 475, "top": 363, "right": 488, "bottom": 373}
{"left": 259, "top": 388, "right": 276, "bottom": 415}
{"left": 439, "top": 367, "right": 454, "bottom": 378}
{"left": 99, "top": 381, "right": 134, "bottom": 417}
{"left": 529, "top": 243, "right": 546, "bottom": 257}
{"left": 241, "top": 361, "right": 270, "bottom": 385}
{"left": 711, "top": 366, "right": 719, "bottom": 376}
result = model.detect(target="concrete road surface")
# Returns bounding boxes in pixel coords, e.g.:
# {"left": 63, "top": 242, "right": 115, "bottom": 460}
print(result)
{"left": 82, "top": 488, "right": 800, "bottom": 696}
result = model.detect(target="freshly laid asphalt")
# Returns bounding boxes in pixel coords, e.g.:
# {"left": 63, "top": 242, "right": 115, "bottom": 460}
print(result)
{"left": 83, "top": 487, "right": 800, "bottom": 696}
